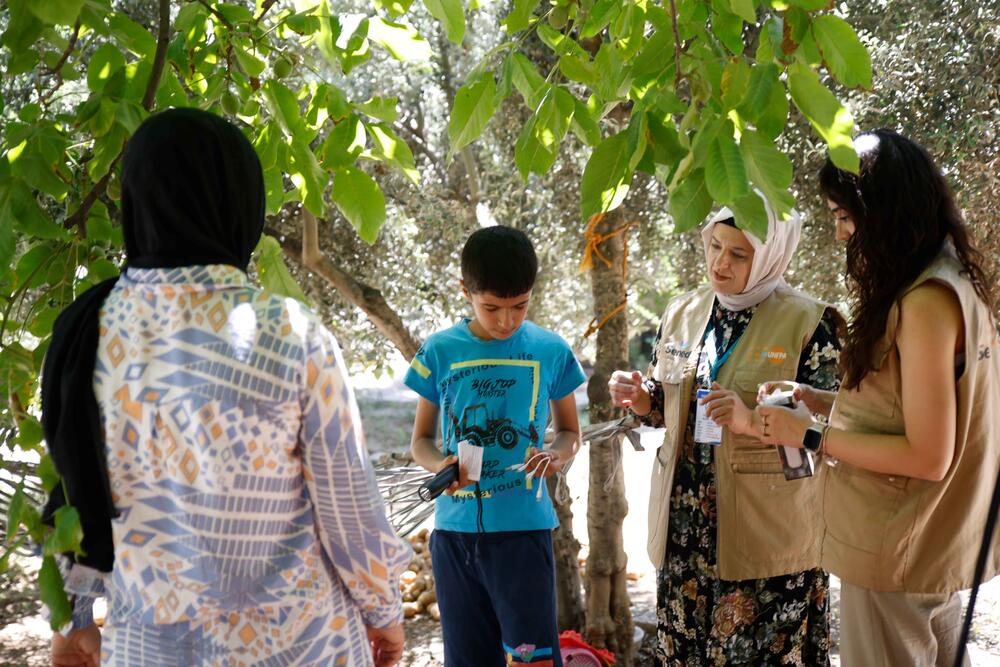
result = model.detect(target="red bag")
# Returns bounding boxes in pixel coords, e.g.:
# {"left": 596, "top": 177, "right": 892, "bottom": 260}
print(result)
{"left": 558, "top": 631, "right": 615, "bottom": 666}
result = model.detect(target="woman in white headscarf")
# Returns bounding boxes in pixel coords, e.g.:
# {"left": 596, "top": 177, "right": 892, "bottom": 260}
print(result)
{"left": 609, "top": 192, "right": 843, "bottom": 666}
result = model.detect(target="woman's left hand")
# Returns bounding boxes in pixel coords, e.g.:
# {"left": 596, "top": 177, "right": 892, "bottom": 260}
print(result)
{"left": 755, "top": 403, "right": 813, "bottom": 447}
{"left": 701, "top": 382, "right": 757, "bottom": 436}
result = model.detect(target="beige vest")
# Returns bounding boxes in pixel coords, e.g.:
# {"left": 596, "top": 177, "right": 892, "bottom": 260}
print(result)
{"left": 822, "top": 249, "right": 1000, "bottom": 593}
{"left": 646, "top": 285, "right": 832, "bottom": 579}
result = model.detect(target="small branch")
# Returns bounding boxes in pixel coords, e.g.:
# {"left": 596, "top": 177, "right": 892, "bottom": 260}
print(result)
{"left": 668, "top": 0, "right": 684, "bottom": 88}
{"left": 255, "top": 0, "right": 279, "bottom": 23}
{"left": 65, "top": 0, "right": 171, "bottom": 233}
{"left": 197, "top": 0, "right": 234, "bottom": 29}
{"left": 39, "top": 20, "right": 82, "bottom": 104}
{"left": 265, "top": 214, "right": 421, "bottom": 361}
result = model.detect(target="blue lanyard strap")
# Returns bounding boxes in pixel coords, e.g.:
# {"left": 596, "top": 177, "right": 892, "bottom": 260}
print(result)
{"left": 705, "top": 327, "right": 744, "bottom": 382}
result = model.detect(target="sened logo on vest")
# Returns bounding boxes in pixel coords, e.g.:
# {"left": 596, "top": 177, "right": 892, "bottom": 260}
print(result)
{"left": 663, "top": 340, "right": 692, "bottom": 359}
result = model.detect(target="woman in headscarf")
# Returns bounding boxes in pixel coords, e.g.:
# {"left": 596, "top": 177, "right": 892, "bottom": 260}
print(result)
{"left": 609, "top": 191, "right": 843, "bottom": 665}
{"left": 42, "top": 108, "right": 411, "bottom": 667}
{"left": 757, "top": 129, "right": 999, "bottom": 666}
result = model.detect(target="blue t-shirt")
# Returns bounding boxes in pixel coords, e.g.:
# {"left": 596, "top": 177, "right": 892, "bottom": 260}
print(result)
{"left": 404, "top": 319, "right": 586, "bottom": 533}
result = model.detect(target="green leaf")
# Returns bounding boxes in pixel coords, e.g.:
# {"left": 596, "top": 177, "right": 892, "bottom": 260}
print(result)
{"left": 234, "top": 47, "right": 266, "bottom": 79}
{"left": 15, "top": 415, "right": 44, "bottom": 450}
{"left": 558, "top": 56, "right": 597, "bottom": 86}
{"left": 638, "top": 112, "right": 686, "bottom": 177}
{"left": 569, "top": 97, "right": 601, "bottom": 147}
{"left": 788, "top": 0, "right": 833, "bottom": 9}
{"left": 355, "top": 96, "right": 399, "bottom": 123}
{"left": 728, "top": 0, "right": 756, "bottom": 23}
{"left": 737, "top": 63, "right": 780, "bottom": 122}
{"left": 669, "top": 169, "right": 714, "bottom": 232}
{"left": 594, "top": 41, "right": 629, "bottom": 102}
{"left": 689, "top": 112, "right": 725, "bottom": 171}
{"left": 0, "top": 200, "right": 14, "bottom": 270}
{"left": 503, "top": 0, "right": 541, "bottom": 33}
{"left": 580, "top": 131, "right": 633, "bottom": 222}
{"left": 289, "top": 143, "right": 327, "bottom": 216}
{"left": 711, "top": 11, "right": 745, "bottom": 55}
{"left": 215, "top": 3, "right": 253, "bottom": 24}
{"left": 332, "top": 167, "right": 386, "bottom": 244}
{"left": 756, "top": 77, "right": 788, "bottom": 139}
{"left": 537, "top": 24, "right": 589, "bottom": 59}
{"left": 285, "top": 12, "right": 322, "bottom": 35}
{"left": 729, "top": 190, "right": 770, "bottom": 241}
{"left": 87, "top": 43, "right": 127, "bottom": 93}
{"left": 424, "top": 0, "right": 465, "bottom": 44}
{"left": 514, "top": 87, "right": 575, "bottom": 179}
{"left": 254, "top": 235, "right": 310, "bottom": 304}
{"left": 88, "top": 123, "right": 127, "bottom": 181}
{"left": 366, "top": 123, "right": 420, "bottom": 185}
{"left": 108, "top": 12, "right": 156, "bottom": 58}
{"left": 322, "top": 116, "right": 367, "bottom": 169}
{"left": 740, "top": 129, "right": 795, "bottom": 219}
{"left": 374, "top": 0, "right": 415, "bottom": 17}
{"left": 262, "top": 81, "right": 310, "bottom": 140}
{"left": 704, "top": 128, "right": 750, "bottom": 203}
{"left": 631, "top": 27, "right": 676, "bottom": 78}
{"left": 787, "top": 62, "right": 858, "bottom": 172}
{"left": 367, "top": 17, "right": 431, "bottom": 61}
{"left": 326, "top": 85, "right": 351, "bottom": 121}
{"left": 580, "top": 0, "right": 622, "bottom": 38}
{"left": 811, "top": 15, "right": 872, "bottom": 89}
{"left": 27, "top": 0, "right": 84, "bottom": 26}
{"left": 511, "top": 53, "right": 546, "bottom": 109}
{"left": 45, "top": 506, "right": 84, "bottom": 557}
{"left": 447, "top": 73, "right": 497, "bottom": 158}
{"left": 5, "top": 483, "right": 25, "bottom": 543}
{"left": 39, "top": 555, "right": 72, "bottom": 631}
{"left": 721, "top": 58, "right": 751, "bottom": 110}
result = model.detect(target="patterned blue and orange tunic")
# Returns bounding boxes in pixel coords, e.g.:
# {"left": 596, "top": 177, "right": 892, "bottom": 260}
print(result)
{"left": 64, "top": 264, "right": 411, "bottom": 666}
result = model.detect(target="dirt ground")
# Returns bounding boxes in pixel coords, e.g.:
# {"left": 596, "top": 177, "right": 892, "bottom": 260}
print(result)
{"left": 3, "top": 388, "right": 1000, "bottom": 666}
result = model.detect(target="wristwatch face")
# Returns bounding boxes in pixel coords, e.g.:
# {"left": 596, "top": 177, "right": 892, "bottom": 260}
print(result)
{"left": 803, "top": 425, "right": 823, "bottom": 453}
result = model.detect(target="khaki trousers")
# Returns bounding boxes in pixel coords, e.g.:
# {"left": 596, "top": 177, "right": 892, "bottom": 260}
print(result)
{"left": 839, "top": 581, "right": 971, "bottom": 667}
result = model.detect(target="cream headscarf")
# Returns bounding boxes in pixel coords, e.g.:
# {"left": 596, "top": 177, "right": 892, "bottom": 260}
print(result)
{"left": 700, "top": 191, "right": 802, "bottom": 311}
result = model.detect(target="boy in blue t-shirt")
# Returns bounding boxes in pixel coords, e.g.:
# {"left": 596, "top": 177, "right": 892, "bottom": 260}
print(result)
{"left": 404, "top": 226, "right": 585, "bottom": 667}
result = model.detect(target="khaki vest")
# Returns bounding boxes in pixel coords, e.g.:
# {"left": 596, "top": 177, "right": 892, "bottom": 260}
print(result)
{"left": 822, "top": 249, "right": 1000, "bottom": 593}
{"left": 646, "top": 285, "right": 832, "bottom": 580}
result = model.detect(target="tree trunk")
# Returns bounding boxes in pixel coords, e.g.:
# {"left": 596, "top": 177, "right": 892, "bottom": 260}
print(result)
{"left": 584, "top": 209, "right": 634, "bottom": 664}
{"left": 547, "top": 474, "right": 585, "bottom": 632}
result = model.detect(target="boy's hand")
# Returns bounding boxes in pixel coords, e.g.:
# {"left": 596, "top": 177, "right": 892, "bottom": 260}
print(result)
{"left": 524, "top": 447, "right": 565, "bottom": 478}
{"left": 436, "top": 456, "right": 474, "bottom": 495}
{"left": 52, "top": 625, "right": 100, "bottom": 667}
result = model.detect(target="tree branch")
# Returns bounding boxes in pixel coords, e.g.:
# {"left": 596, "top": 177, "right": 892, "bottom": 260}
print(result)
{"left": 255, "top": 0, "right": 279, "bottom": 23}
{"left": 197, "top": 0, "right": 233, "bottom": 29}
{"left": 64, "top": 0, "right": 171, "bottom": 233}
{"left": 265, "top": 214, "right": 421, "bottom": 361}
{"left": 40, "top": 19, "right": 81, "bottom": 104}
{"left": 669, "top": 0, "right": 684, "bottom": 88}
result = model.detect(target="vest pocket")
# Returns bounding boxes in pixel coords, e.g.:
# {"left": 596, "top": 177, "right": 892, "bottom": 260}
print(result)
{"left": 824, "top": 465, "right": 908, "bottom": 555}
{"left": 729, "top": 444, "right": 784, "bottom": 474}
{"left": 732, "top": 467, "right": 820, "bottom": 561}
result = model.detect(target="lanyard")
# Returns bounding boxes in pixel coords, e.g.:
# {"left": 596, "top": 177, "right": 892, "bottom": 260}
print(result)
{"left": 704, "top": 327, "right": 743, "bottom": 382}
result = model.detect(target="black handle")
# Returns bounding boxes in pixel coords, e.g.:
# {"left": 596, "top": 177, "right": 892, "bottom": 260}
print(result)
{"left": 418, "top": 462, "right": 459, "bottom": 502}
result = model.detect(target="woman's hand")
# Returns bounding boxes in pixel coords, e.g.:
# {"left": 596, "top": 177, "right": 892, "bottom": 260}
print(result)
{"left": 51, "top": 624, "right": 100, "bottom": 667}
{"left": 755, "top": 403, "right": 813, "bottom": 447}
{"left": 757, "top": 381, "right": 827, "bottom": 416}
{"left": 608, "top": 370, "right": 651, "bottom": 415}
{"left": 701, "top": 382, "right": 758, "bottom": 437}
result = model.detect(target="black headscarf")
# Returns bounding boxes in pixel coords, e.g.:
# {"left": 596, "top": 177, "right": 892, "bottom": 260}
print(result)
{"left": 41, "top": 108, "right": 265, "bottom": 571}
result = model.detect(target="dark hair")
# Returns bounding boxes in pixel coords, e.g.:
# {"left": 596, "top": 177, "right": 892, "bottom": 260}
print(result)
{"left": 461, "top": 226, "right": 538, "bottom": 296}
{"left": 819, "top": 128, "right": 995, "bottom": 389}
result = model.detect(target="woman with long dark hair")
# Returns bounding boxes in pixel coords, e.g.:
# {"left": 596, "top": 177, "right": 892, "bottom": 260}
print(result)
{"left": 758, "top": 128, "right": 1000, "bottom": 665}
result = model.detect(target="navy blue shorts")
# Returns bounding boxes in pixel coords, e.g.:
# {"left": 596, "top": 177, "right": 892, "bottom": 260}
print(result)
{"left": 430, "top": 529, "right": 562, "bottom": 667}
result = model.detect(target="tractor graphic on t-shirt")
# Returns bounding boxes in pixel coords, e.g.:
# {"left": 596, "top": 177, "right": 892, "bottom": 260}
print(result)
{"left": 451, "top": 404, "right": 538, "bottom": 449}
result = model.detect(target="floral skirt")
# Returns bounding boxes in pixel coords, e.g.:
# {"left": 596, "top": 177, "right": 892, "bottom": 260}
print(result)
{"left": 655, "top": 439, "right": 830, "bottom": 666}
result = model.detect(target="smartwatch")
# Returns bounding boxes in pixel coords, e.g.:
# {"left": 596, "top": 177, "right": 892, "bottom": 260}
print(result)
{"left": 803, "top": 423, "right": 824, "bottom": 453}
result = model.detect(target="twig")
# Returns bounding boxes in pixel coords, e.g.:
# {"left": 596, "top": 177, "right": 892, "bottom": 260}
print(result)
{"left": 255, "top": 0, "right": 279, "bottom": 23}
{"left": 64, "top": 0, "right": 171, "bottom": 233}
{"left": 39, "top": 19, "right": 81, "bottom": 104}
{"left": 668, "top": 0, "right": 684, "bottom": 88}
{"left": 197, "top": 0, "right": 233, "bottom": 29}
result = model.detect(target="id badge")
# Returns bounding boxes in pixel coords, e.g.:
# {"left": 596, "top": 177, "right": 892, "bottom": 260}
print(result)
{"left": 694, "top": 388, "right": 723, "bottom": 445}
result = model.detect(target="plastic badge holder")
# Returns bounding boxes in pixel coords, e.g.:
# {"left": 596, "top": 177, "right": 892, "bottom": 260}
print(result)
{"left": 760, "top": 390, "right": 815, "bottom": 481}
{"left": 458, "top": 439, "right": 483, "bottom": 482}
